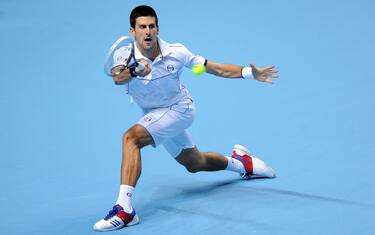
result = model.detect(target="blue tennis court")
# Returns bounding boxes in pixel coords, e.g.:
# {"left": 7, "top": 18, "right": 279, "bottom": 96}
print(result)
{"left": 1, "top": 0, "right": 374, "bottom": 234}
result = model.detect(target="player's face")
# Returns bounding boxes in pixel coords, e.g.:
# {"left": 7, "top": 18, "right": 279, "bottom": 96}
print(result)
{"left": 131, "top": 16, "right": 159, "bottom": 52}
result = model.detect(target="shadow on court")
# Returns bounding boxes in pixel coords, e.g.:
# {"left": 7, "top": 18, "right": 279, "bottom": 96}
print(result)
{"left": 137, "top": 177, "right": 368, "bottom": 223}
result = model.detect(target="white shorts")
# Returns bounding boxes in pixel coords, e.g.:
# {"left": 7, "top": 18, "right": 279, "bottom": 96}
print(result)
{"left": 137, "top": 98, "right": 196, "bottom": 158}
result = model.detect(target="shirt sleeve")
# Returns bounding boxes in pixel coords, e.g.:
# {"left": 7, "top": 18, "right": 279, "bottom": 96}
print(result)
{"left": 175, "top": 44, "right": 206, "bottom": 69}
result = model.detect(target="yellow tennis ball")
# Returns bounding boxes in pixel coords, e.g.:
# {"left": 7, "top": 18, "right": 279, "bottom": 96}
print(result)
{"left": 192, "top": 64, "right": 206, "bottom": 75}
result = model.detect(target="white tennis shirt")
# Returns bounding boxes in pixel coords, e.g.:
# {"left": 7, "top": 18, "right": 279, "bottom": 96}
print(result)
{"left": 124, "top": 38, "right": 205, "bottom": 110}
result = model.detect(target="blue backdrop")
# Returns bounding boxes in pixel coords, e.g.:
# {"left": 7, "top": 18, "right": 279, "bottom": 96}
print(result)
{"left": 1, "top": 0, "right": 374, "bottom": 234}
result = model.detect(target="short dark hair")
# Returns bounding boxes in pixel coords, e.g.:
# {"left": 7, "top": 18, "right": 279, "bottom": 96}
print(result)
{"left": 130, "top": 5, "right": 158, "bottom": 28}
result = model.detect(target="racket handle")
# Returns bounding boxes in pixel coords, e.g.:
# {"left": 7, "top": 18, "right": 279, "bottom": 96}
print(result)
{"left": 136, "top": 63, "right": 145, "bottom": 71}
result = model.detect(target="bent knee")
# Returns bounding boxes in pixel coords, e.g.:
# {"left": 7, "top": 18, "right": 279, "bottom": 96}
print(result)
{"left": 181, "top": 159, "right": 205, "bottom": 173}
{"left": 176, "top": 148, "right": 205, "bottom": 173}
{"left": 122, "top": 125, "right": 152, "bottom": 148}
{"left": 123, "top": 131, "right": 140, "bottom": 147}
{"left": 185, "top": 164, "right": 201, "bottom": 173}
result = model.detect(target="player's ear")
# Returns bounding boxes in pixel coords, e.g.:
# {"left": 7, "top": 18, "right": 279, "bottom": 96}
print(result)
{"left": 130, "top": 27, "right": 135, "bottom": 37}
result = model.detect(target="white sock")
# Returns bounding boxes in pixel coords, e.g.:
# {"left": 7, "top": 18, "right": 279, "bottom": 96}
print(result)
{"left": 116, "top": 185, "right": 134, "bottom": 213}
{"left": 225, "top": 156, "right": 246, "bottom": 174}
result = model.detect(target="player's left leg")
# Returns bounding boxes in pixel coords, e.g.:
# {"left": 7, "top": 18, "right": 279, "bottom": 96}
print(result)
{"left": 94, "top": 98, "right": 197, "bottom": 231}
{"left": 94, "top": 124, "right": 153, "bottom": 231}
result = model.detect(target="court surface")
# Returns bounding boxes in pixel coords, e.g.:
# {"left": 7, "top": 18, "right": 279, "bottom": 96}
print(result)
{"left": 1, "top": 0, "right": 374, "bottom": 234}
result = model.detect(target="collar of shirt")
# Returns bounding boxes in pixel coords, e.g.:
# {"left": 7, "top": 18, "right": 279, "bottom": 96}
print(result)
{"left": 134, "top": 37, "right": 170, "bottom": 64}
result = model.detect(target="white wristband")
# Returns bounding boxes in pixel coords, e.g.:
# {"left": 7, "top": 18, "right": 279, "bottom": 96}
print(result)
{"left": 241, "top": 66, "right": 254, "bottom": 80}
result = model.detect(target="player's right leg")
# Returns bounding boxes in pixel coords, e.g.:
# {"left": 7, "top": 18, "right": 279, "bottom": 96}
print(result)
{"left": 230, "top": 144, "right": 276, "bottom": 179}
{"left": 93, "top": 124, "right": 154, "bottom": 232}
{"left": 171, "top": 141, "right": 275, "bottom": 179}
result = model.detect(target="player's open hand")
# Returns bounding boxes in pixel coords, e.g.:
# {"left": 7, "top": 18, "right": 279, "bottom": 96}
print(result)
{"left": 250, "top": 64, "right": 279, "bottom": 84}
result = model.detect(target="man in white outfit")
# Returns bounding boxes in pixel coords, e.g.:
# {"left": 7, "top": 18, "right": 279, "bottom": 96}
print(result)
{"left": 94, "top": 5, "right": 279, "bottom": 231}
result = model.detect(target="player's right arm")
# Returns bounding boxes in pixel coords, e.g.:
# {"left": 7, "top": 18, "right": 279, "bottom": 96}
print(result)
{"left": 111, "top": 66, "right": 133, "bottom": 85}
{"left": 112, "top": 60, "right": 151, "bottom": 85}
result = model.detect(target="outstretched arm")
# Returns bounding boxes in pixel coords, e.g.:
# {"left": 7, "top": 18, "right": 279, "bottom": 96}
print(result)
{"left": 205, "top": 61, "right": 279, "bottom": 84}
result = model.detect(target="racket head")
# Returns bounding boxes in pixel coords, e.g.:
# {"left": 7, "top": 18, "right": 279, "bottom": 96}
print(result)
{"left": 103, "top": 36, "right": 137, "bottom": 77}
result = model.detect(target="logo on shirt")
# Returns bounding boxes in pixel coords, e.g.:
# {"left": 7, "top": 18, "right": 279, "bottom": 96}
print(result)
{"left": 144, "top": 116, "right": 152, "bottom": 122}
{"left": 167, "top": 64, "right": 175, "bottom": 72}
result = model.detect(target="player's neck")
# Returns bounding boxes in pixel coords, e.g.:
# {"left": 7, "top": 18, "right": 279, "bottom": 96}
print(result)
{"left": 140, "top": 41, "right": 160, "bottom": 61}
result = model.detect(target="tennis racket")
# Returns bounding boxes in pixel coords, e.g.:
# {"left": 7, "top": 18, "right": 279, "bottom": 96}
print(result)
{"left": 103, "top": 36, "right": 145, "bottom": 77}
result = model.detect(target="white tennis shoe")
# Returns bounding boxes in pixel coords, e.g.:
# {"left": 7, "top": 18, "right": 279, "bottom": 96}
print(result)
{"left": 232, "top": 144, "right": 276, "bottom": 179}
{"left": 93, "top": 204, "right": 139, "bottom": 232}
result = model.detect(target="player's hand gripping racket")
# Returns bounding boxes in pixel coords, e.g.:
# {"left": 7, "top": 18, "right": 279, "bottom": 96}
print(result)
{"left": 104, "top": 36, "right": 145, "bottom": 77}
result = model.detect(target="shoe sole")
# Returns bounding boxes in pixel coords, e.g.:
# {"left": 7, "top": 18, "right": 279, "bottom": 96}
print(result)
{"left": 93, "top": 215, "right": 140, "bottom": 232}
{"left": 127, "top": 214, "right": 140, "bottom": 226}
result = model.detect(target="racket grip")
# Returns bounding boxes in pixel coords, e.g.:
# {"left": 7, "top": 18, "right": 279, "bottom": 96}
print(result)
{"left": 136, "top": 63, "right": 145, "bottom": 71}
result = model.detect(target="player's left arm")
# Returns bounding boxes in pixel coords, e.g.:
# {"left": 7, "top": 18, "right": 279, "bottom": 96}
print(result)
{"left": 205, "top": 61, "right": 279, "bottom": 84}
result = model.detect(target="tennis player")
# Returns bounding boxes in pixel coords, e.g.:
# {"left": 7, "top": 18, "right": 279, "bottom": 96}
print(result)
{"left": 94, "top": 5, "right": 279, "bottom": 231}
